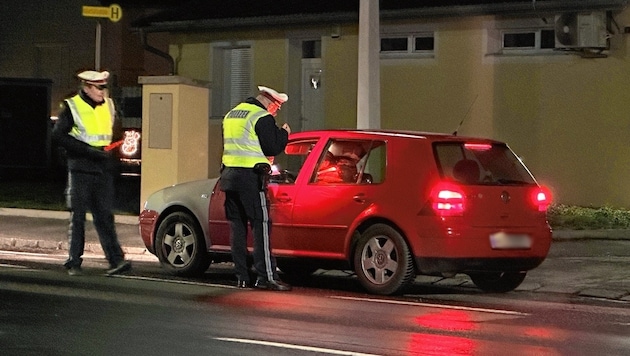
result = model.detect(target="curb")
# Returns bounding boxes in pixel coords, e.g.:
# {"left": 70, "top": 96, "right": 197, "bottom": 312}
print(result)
{"left": 552, "top": 229, "right": 630, "bottom": 240}
{"left": 0, "top": 236, "right": 156, "bottom": 261}
{"left": 0, "top": 207, "right": 138, "bottom": 225}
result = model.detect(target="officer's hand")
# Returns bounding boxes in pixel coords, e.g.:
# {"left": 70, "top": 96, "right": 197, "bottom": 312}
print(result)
{"left": 282, "top": 123, "right": 291, "bottom": 134}
{"left": 95, "top": 148, "right": 113, "bottom": 160}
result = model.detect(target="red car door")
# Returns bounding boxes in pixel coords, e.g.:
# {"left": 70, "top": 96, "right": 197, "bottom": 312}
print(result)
{"left": 271, "top": 138, "right": 382, "bottom": 259}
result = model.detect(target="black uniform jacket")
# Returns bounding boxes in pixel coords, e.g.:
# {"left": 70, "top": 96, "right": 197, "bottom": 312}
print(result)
{"left": 52, "top": 90, "right": 122, "bottom": 174}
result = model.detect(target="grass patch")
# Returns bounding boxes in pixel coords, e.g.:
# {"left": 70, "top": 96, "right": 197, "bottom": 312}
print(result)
{"left": 0, "top": 176, "right": 140, "bottom": 214}
{"left": 547, "top": 204, "right": 630, "bottom": 230}
{"left": 0, "top": 179, "right": 67, "bottom": 211}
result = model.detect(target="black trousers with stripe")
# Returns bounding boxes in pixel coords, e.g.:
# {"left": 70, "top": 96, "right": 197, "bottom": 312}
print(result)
{"left": 221, "top": 167, "right": 278, "bottom": 283}
{"left": 64, "top": 170, "right": 125, "bottom": 269}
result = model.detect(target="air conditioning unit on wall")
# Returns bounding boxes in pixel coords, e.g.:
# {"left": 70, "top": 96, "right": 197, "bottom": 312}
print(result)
{"left": 555, "top": 12, "right": 608, "bottom": 49}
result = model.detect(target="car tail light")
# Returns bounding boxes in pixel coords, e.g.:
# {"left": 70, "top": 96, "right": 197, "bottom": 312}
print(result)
{"left": 431, "top": 182, "right": 465, "bottom": 217}
{"left": 531, "top": 186, "right": 552, "bottom": 212}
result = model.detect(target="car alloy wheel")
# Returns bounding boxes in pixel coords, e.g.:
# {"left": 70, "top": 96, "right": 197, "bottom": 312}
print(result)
{"left": 353, "top": 223, "right": 415, "bottom": 295}
{"left": 155, "top": 211, "right": 211, "bottom": 276}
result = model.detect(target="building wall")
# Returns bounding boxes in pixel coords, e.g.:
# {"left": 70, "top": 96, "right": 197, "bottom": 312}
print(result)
{"left": 323, "top": 31, "right": 359, "bottom": 128}
{"left": 0, "top": 0, "right": 171, "bottom": 116}
{"left": 170, "top": 9, "right": 630, "bottom": 208}
{"left": 0, "top": 0, "right": 100, "bottom": 112}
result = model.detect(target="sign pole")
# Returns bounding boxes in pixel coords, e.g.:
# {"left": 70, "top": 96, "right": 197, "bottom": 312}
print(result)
{"left": 82, "top": 4, "right": 123, "bottom": 70}
{"left": 95, "top": 20, "right": 102, "bottom": 70}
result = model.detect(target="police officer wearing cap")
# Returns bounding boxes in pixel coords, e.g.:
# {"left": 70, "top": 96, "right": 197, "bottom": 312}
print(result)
{"left": 221, "top": 85, "right": 292, "bottom": 291}
{"left": 52, "top": 70, "right": 131, "bottom": 276}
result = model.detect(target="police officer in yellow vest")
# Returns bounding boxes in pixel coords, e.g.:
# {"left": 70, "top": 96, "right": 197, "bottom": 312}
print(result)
{"left": 221, "top": 86, "right": 292, "bottom": 291}
{"left": 52, "top": 70, "right": 131, "bottom": 276}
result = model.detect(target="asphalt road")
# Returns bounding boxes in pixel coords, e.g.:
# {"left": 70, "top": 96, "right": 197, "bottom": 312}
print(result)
{"left": 0, "top": 208, "right": 629, "bottom": 302}
{"left": 1, "top": 254, "right": 629, "bottom": 356}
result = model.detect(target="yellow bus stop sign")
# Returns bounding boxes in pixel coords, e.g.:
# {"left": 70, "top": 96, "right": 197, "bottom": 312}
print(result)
{"left": 82, "top": 4, "right": 123, "bottom": 23}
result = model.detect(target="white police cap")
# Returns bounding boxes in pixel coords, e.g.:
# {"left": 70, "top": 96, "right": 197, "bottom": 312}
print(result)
{"left": 258, "top": 85, "right": 288, "bottom": 104}
{"left": 77, "top": 70, "right": 110, "bottom": 85}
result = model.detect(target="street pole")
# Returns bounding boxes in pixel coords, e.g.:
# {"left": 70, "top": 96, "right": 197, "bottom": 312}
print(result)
{"left": 95, "top": 20, "right": 101, "bottom": 70}
{"left": 357, "top": 0, "right": 381, "bottom": 129}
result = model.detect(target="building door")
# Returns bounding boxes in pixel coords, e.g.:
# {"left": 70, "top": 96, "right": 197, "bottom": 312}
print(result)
{"left": 300, "top": 39, "right": 324, "bottom": 132}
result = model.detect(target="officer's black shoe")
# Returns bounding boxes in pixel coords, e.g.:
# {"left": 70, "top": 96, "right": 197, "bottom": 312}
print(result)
{"left": 67, "top": 266, "right": 83, "bottom": 276}
{"left": 254, "top": 278, "right": 292, "bottom": 291}
{"left": 106, "top": 260, "right": 131, "bottom": 276}
{"left": 237, "top": 279, "right": 251, "bottom": 288}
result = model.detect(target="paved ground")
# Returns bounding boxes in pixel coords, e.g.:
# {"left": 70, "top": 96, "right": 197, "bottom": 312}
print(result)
{"left": 1, "top": 207, "right": 629, "bottom": 302}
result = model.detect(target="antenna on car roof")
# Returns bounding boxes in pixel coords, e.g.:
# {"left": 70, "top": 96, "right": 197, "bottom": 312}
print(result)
{"left": 453, "top": 95, "right": 478, "bottom": 136}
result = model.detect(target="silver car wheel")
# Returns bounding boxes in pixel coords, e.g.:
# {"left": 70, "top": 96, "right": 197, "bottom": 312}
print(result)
{"left": 163, "top": 222, "right": 195, "bottom": 265}
{"left": 155, "top": 211, "right": 211, "bottom": 276}
{"left": 360, "top": 236, "right": 398, "bottom": 285}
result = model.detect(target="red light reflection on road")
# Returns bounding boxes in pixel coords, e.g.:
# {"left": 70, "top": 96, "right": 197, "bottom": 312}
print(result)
{"left": 408, "top": 333, "right": 476, "bottom": 355}
{"left": 201, "top": 291, "right": 314, "bottom": 315}
{"left": 523, "top": 326, "right": 557, "bottom": 340}
{"left": 409, "top": 310, "right": 477, "bottom": 354}
{"left": 415, "top": 310, "right": 477, "bottom": 332}
{"left": 409, "top": 310, "right": 564, "bottom": 355}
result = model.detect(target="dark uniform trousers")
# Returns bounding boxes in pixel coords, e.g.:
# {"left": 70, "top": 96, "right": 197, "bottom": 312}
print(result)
{"left": 223, "top": 168, "right": 277, "bottom": 283}
{"left": 64, "top": 170, "right": 124, "bottom": 268}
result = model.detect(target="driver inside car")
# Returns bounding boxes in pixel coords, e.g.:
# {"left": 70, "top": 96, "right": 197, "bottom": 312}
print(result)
{"left": 315, "top": 151, "right": 361, "bottom": 184}
{"left": 315, "top": 151, "right": 342, "bottom": 183}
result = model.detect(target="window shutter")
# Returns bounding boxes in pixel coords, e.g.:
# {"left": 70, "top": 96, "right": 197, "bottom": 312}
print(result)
{"left": 229, "top": 47, "right": 251, "bottom": 108}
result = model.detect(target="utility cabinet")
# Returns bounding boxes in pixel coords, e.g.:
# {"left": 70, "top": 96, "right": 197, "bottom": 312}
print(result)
{"left": 138, "top": 76, "right": 210, "bottom": 211}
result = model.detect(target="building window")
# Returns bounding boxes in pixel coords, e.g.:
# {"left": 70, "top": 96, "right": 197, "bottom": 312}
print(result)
{"left": 381, "top": 33, "right": 434, "bottom": 57}
{"left": 541, "top": 29, "right": 556, "bottom": 49}
{"left": 501, "top": 29, "right": 555, "bottom": 51}
{"left": 414, "top": 36, "right": 435, "bottom": 51}
{"left": 302, "top": 40, "right": 321, "bottom": 59}
{"left": 381, "top": 37, "right": 407, "bottom": 52}
{"left": 487, "top": 16, "right": 561, "bottom": 56}
{"left": 211, "top": 45, "right": 252, "bottom": 118}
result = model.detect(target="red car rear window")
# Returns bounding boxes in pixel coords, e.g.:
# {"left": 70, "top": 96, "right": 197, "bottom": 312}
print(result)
{"left": 435, "top": 142, "right": 536, "bottom": 185}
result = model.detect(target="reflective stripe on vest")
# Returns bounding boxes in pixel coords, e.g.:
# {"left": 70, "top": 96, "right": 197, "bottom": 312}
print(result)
{"left": 65, "top": 95, "right": 115, "bottom": 147}
{"left": 222, "top": 102, "right": 271, "bottom": 168}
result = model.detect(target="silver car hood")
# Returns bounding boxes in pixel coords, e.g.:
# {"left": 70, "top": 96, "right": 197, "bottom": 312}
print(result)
{"left": 144, "top": 178, "right": 219, "bottom": 239}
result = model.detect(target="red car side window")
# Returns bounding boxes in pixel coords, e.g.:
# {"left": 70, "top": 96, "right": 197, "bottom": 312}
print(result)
{"left": 313, "top": 139, "right": 383, "bottom": 184}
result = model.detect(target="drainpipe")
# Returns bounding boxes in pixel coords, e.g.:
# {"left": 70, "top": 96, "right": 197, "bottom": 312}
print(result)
{"left": 140, "top": 29, "right": 175, "bottom": 75}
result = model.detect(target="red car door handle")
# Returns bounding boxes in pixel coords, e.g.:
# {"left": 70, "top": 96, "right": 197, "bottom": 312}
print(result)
{"left": 276, "top": 193, "right": 292, "bottom": 202}
{"left": 353, "top": 193, "right": 366, "bottom": 203}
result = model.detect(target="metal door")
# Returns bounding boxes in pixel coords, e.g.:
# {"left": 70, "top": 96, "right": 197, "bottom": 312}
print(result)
{"left": 300, "top": 59, "right": 325, "bottom": 131}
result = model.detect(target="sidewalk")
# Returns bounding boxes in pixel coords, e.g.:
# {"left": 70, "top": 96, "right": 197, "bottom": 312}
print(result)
{"left": 1, "top": 208, "right": 629, "bottom": 302}
{"left": 0, "top": 207, "right": 150, "bottom": 259}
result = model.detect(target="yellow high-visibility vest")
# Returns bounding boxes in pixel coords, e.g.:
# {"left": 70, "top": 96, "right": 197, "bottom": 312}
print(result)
{"left": 65, "top": 95, "right": 115, "bottom": 147}
{"left": 222, "top": 102, "right": 270, "bottom": 168}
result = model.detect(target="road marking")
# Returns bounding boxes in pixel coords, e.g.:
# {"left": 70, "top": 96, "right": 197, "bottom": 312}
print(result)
{"left": 214, "top": 337, "right": 382, "bottom": 356}
{"left": 331, "top": 296, "right": 528, "bottom": 316}
{"left": 0, "top": 263, "right": 28, "bottom": 269}
{"left": 112, "top": 274, "right": 235, "bottom": 288}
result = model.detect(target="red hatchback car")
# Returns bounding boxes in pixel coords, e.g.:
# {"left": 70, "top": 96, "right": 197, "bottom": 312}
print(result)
{"left": 139, "top": 130, "right": 552, "bottom": 295}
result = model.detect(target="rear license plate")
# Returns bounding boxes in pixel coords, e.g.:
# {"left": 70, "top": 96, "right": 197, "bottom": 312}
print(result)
{"left": 490, "top": 232, "right": 531, "bottom": 249}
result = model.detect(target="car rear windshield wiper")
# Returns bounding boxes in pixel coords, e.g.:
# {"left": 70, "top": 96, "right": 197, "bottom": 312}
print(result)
{"left": 496, "top": 178, "right": 532, "bottom": 185}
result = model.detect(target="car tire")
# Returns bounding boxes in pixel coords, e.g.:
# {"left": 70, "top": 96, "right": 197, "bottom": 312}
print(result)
{"left": 155, "top": 211, "right": 211, "bottom": 277}
{"left": 353, "top": 224, "right": 415, "bottom": 295}
{"left": 469, "top": 271, "right": 526, "bottom": 293}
